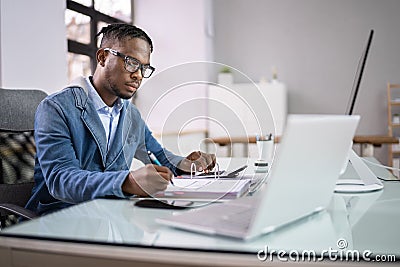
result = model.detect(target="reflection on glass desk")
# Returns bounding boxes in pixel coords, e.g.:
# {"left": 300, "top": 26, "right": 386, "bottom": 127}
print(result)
{"left": 1, "top": 158, "right": 400, "bottom": 266}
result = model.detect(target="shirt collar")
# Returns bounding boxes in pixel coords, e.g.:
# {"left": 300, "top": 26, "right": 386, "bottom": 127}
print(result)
{"left": 86, "top": 77, "right": 123, "bottom": 113}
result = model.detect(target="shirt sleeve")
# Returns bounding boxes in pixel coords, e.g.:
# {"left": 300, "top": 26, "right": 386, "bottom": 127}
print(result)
{"left": 143, "top": 126, "right": 185, "bottom": 176}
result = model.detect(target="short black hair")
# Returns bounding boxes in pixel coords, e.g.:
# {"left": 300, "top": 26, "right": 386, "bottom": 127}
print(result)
{"left": 96, "top": 23, "right": 153, "bottom": 52}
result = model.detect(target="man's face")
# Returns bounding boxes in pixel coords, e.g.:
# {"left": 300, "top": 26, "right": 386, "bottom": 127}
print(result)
{"left": 101, "top": 37, "right": 151, "bottom": 101}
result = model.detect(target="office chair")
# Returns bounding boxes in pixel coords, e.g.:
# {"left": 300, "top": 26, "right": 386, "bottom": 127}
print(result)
{"left": 0, "top": 88, "right": 47, "bottom": 228}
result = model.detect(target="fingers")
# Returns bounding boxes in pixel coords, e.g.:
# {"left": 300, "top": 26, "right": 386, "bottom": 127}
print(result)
{"left": 152, "top": 164, "right": 171, "bottom": 174}
{"left": 199, "top": 152, "right": 216, "bottom": 172}
{"left": 123, "top": 165, "right": 174, "bottom": 196}
{"left": 187, "top": 151, "right": 201, "bottom": 161}
{"left": 194, "top": 154, "right": 208, "bottom": 172}
{"left": 186, "top": 151, "right": 216, "bottom": 173}
{"left": 205, "top": 153, "right": 217, "bottom": 171}
{"left": 151, "top": 164, "right": 173, "bottom": 182}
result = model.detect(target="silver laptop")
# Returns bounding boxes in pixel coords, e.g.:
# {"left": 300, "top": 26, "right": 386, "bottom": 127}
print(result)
{"left": 157, "top": 114, "right": 360, "bottom": 240}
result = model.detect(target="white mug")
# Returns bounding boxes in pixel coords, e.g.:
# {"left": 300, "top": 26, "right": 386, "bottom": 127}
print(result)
{"left": 256, "top": 139, "right": 274, "bottom": 162}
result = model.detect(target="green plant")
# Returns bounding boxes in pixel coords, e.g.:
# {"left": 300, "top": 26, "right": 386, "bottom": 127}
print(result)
{"left": 219, "top": 66, "right": 232, "bottom": 73}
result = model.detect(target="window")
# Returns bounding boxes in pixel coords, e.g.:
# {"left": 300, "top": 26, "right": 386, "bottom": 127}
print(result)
{"left": 65, "top": 0, "right": 132, "bottom": 82}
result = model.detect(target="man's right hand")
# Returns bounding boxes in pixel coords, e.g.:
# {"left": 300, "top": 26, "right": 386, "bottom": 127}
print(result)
{"left": 122, "top": 164, "right": 173, "bottom": 196}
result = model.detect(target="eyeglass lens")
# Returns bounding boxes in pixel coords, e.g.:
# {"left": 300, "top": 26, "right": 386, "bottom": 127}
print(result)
{"left": 125, "top": 57, "right": 153, "bottom": 78}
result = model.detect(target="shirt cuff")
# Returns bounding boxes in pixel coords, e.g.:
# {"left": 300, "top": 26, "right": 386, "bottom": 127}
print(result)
{"left": 113, "top": 170, "right": 131, "bottom": 198}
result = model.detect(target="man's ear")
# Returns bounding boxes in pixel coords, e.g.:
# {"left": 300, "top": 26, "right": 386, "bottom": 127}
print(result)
{"left": 97, "top": 49, "right": 106, "bottom": 67}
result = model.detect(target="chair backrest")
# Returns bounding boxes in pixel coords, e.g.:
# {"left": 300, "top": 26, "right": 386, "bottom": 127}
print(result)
{"left": 0, "top": 88, "right": 47, "bottom": 225}
{"left": 1, "top": 88, "right": 48, "bottom": 131}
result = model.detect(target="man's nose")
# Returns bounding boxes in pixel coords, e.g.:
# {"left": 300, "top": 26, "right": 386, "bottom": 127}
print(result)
{"left": 130, "top": 68, "right": 143, "bottom": 80}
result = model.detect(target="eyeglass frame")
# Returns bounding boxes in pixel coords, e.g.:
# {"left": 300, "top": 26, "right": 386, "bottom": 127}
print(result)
{"left": 103, "top": 48, "right": 155, "bottom": 78}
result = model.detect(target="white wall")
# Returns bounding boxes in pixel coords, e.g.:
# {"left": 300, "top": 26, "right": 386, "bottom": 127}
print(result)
{"left": 3, "top": 0, "right": 393, "bottom": 162}
{"left": 134, "top": 0, "right": 211, "bottom": 152}
{"left": 212, "top": 0, "right": 400, "bottom": 163}
{"left": 0, "top": 0, "right": 68, "bottom": 94}
{"left": 133, "top": 0, "right": 400, "bottom": 163}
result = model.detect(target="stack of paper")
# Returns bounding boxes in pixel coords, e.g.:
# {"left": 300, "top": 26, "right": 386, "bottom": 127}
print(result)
{"left": 154, "top": 179, "right": 251, "bottom": 200}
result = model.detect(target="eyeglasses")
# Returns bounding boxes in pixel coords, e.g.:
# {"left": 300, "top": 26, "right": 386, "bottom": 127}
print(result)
{"left": 103, "top": 48, "right": 155, "bottom": 78}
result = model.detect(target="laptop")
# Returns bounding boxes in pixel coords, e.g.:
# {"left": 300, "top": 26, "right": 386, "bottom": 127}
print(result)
{"left": 157, "top": 114, "right": 360, "bottom": 240}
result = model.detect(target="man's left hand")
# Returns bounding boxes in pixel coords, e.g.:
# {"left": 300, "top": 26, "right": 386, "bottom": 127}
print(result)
{"left": 178, "top": 151, "right": 216, "bottom": 173}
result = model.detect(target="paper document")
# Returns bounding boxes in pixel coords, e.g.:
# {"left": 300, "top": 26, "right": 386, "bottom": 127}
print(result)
{"left": 177, "top": 165, "right": 248, "bottom": 179}
{"left": 154, "top": 179, "right": 251, "bottom": 200}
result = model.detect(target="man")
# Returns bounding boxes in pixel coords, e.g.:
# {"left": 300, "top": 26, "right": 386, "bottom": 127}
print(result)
{"left": 26, "top": 24, "right": 215, "bottom": 215}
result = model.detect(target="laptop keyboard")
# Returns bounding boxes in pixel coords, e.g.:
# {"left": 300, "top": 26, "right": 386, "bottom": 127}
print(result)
{"left": 218, "top": 208, "right": 254, "bottom": 231}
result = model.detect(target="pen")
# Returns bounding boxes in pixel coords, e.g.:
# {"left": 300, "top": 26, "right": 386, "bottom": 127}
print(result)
{"left": 147, "top": 151, "right": 174, "bottom": 185}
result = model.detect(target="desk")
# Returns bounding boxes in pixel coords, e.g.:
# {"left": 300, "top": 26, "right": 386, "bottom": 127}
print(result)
{"left": 208, "top": 135, "right": 398, "bottom": 157}
{"left": 1, "top": 159, "right": 399, "bottom": 266}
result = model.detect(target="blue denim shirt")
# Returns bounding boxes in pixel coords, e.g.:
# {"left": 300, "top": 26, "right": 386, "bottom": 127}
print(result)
{"left": 26, "top": 77, "right": 184, "bottom": 215}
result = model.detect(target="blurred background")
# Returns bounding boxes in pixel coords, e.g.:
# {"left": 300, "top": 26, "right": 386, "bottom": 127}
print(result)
{"left": 1, "top": 0, "right": 400, "bottom": 164}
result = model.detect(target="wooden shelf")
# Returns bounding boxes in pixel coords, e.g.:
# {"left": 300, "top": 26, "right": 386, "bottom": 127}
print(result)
{"left": 387, "top": 83, "right": 400, "bottom": 166}
{"left": 209, "top": 135, "right": 397, "bottom": 146}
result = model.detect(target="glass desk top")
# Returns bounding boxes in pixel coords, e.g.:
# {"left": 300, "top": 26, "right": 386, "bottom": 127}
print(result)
{"left": 1, "top": 158, "right": 400, "bottom": 262}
